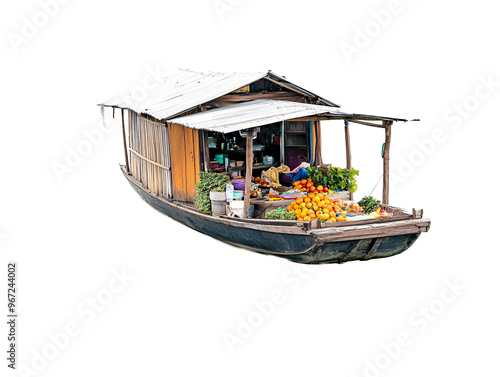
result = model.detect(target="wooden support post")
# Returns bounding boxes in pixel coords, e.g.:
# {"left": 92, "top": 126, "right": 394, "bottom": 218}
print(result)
{"left": 382, "top": 121, "right": 392, "bottom": 205}
{"left": 243, "top": 129, "right": 254, "bottom": 219}
{"left": 121, "top": 108, "right": 130, "bottom": 173}
{"left": 344, "top": 120, "right": 353, "bottom": 200}
{"left": 344, "top": 120, "right": 352, "bottom": 170}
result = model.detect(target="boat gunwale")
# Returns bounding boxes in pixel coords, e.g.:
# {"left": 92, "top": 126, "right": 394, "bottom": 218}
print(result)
{"left": 121, "top": 165, "right": 430, "bottom": 240}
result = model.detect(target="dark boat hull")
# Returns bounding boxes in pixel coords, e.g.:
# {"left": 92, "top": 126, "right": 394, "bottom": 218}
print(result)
{"left": 123, "top": 168, "right": 429, "bottom": 264}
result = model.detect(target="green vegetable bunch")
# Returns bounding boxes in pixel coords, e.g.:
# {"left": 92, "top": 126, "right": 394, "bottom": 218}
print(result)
{"left": 265, "top": 208, "right": 296, "bottom": 220}
{"left": 306, "top": 165, "right": 359, "bottom": 193}
{"left": 358, "top": 196, "right": 381, "bottom": 214}
{"left": 195, "top": 172, "right": 228, "bottom": 213}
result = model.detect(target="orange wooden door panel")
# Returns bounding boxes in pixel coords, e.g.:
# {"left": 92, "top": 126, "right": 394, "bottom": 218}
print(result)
{"left": 168, "top": 123, "right": 200, "bottom": 202}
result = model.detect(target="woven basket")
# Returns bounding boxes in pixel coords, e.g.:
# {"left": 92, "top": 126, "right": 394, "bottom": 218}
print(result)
{"left": 319, "top": 165, "right": 331, "bottom": 175}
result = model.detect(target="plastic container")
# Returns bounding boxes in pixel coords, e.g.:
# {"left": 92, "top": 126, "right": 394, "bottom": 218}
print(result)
{"left": 209, "top": 191, "right": 226, "bottom": 201}
{"left": 215, "top": 154, "right": 224, "bottom": 164}
{"left": 211, "top": 201, "right": 226, "bottom": 216}
{"left": 263, "top": 156, "right": 274, "bottom": 165}
{"left": 231, "top": 178, "right": 246, "bottom": 190}
{"left": 233, "top": 190, "right": 244, "bottom": 200}
{"left": 227, "top": 201, "right": 253, "bottom": 218}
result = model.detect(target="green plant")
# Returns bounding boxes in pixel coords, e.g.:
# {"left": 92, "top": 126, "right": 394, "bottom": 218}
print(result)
{"left": 215, "top": 185, "right": 225, "bottom": 192}
{"left": 195, "top": 172, "right": 228, "bottom": 213}
{"left": 358, "top": 196, "right": 381, "bottom": 214}
{"left": 306, "top": 165, "right": 359, "bottom": 193}
{"left": 265, "top": 208, "right": 296, "bottom": 220}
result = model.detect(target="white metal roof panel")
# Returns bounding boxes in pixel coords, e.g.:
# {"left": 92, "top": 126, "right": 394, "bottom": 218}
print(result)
{"left": 168, "top": 99, "right": 347, "bottom": 134}
{"left": 100, "top": 69, "right": 339, "bottom": 121}
{"left": 101, "top": 70, "right": 269, "bottom": 121}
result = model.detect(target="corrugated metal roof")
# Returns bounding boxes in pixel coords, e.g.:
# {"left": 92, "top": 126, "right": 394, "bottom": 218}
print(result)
{"left": 100, "top": 69, "right": 339, "bottom": 121}
{"left": 168, "top": 99, "right": 347, "bottom": 134}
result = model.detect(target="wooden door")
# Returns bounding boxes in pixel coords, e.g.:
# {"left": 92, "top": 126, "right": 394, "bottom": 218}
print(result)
{"left": 168, "top": 123, "right": 200, "bottom": 202}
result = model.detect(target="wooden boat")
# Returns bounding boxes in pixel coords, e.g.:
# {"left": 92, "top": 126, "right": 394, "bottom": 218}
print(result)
{"left": 102, "top": 69, "right": 430, "bottom": 264}
{"left": 121, "top": 167, "right": 429, "bottom": 264}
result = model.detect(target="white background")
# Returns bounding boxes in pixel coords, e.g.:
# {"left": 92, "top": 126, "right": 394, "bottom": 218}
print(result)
{"left": 1, "top": 0, "right": 499, "bottom": 376}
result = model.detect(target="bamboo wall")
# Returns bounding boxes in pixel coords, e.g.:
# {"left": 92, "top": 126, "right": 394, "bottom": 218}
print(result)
{"left": 128, "top": 111, "right": 172, "bottom": 197}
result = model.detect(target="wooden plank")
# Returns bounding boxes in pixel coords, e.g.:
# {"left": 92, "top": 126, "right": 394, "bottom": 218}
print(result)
{"left": 265, "top": 77, "right": 320, "bottom": 102}
{"left": 128, "top": 148, "right": 171, "bottom": 170}
{"left": 184, "top": 127, "right": 196, "bottom": 202}
{"left": 192, "top": 128, "right": 201, "bottom": 185}
{"left": 168, "top": 123, "right": 187, "bottom": 201}
{"left": 243, "top": 129, "right": 254, "bottom": 219}
{"left": 315, "top": 221, "right": 430, "bottom": 243}
{"left": 382, "top": 121, "right": 392, "bottom": 204}
{"left": 348, "top": 119, "right": 385, "bottom": 128}
{"left": 121, "top": 109, "right": 130, "bottom": 173}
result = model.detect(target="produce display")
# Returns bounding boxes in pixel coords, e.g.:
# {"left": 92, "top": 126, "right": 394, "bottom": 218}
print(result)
{"left": 195, "top": 172, "right": 230, "bottom": 214}
{"left": 286, "top": 194, "right": 349, "bottom": 223}
{"left": 367, "top": 206, "right": 390, "bottom": 219}
{"left": 265, "top": 208, "right": 296, "bottom": 220}
{"left": 305, "top": 165, "right": 359, "bottom": 193}
{"left": 292, "top": 178, "right": 333, "bottom": 194}
{"left": 358, "top": 196, "right": 381, "bottom": 214}
{"left": 262, "top": 193, "right": 391, "bottom": 223}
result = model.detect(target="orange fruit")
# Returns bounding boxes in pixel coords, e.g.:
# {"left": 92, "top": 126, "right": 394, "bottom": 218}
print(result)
{"left": 304, "top": 197, "right": 311, "bottom": 203}
{"left": 300, "top": 211, "right": 307, "bottom": 218}
{"left": 300, "top": 179, "right": 307, "bottom": 185}
{"left": 303, "top": 216, "right": 311, "bottom": 222}
{"left": 313, "top": 205, "right": 319, "bottom": 212}
{"left": 319, "top": 214, "right": 330, "bottom": 221}
{"left": 287, "top": 205, "right": 293, "bottom": 212}
{"left": 318, "top": 201, "right": 325, "bottom": 208}
{"left": 326, "top": 205, "right": 333, "bottom": 212}
{"left": 308, "top": 193, "right": 315, "bottom": 199}
{"left": 309, "top": 213, "right": 317, "bottom": 219}
{"left": 317, "top": 185, "right": 324, "bottom": 191}
{"left": 296, "top": 198, "right": 303, "bottom": 204}
{"left": 295, "top": 185, "right": 302, "bottom": 190}
{"left": 307, "top": 209, "right": 315, "bottom": 215}
{"left": 297, "top": 217, "right": 304, "bottom": 221}
{"left": 306, "top": 202, "right": 313, "bottom": 209}
{"left": 293, "top": 204, "right": 299, "bottom": 210}
{"left": 294, "top": 209, "right": 301, "bottom": 216}
{"left": 310, "top": 186, "right": 316, "bottom": 192}
{"left": 312, "top": 196, "right": 320, "bottom": 203}
{"left": 330, "top": 212, "right": 336, "bottom": 219}
{"left": 323, "top": 208, "right": 330, "bottom": 214}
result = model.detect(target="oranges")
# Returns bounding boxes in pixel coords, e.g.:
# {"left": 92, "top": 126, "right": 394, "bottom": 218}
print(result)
{"left": 294, "top": 178, "right": 331, "bottom": 194}
{"left": 287, "top": 192, "right": 342, "bottom": 223}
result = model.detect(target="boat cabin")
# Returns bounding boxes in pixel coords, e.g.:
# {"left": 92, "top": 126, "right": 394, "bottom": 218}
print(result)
{"left": 102, "top": 69, "right": 407, "bottom": 216}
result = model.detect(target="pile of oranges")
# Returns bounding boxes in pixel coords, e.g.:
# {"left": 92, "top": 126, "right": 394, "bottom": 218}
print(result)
{"left": 287, "top": 194, "right": 348, "bottom": 222}
{"left": 292, "top": 178, "right": 332, "bottom": 194}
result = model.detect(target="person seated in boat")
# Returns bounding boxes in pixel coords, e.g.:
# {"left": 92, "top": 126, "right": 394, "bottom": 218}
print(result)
{"left": 280, "top": 162, "right": 310, "bottom": 186}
